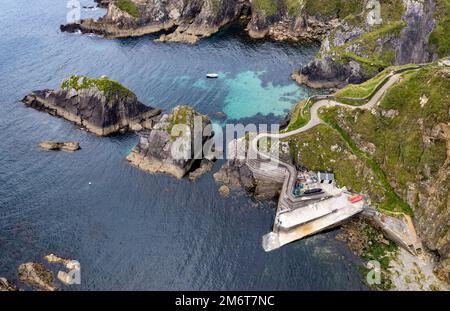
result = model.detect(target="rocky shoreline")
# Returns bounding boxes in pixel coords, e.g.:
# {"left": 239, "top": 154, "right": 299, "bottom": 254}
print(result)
{"left": 61, "top": 0, "right": 334, "bottom": 44}
{"left": 60, "top": 0, "right": 449, "bottom": 88}
{"left": 1, "top": 253, "right": 81, "bottom": 291}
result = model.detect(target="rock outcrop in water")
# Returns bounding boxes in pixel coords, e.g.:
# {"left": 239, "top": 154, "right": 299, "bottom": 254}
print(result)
{"left": 127, "top": 105, "right": 214, "bottom": 179}
{"left": 18, "top": 262, "right": 57, "bottom": 291}
{"left": 60, "top": 0, "right": 339, "bottom": 43}
{"left": 285, "top": 62, "right": 450, "bottom": 283}
{"left": 0, "top": 278, "right": 18, "bottom": 291}
{"left": 44, "top": 254, "right": 81, "bottom": 286}
{"left": 22, "top": 75, "right": 162, "bottom": 136}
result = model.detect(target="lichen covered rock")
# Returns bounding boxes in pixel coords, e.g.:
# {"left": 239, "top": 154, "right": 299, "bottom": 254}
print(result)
{"left": 127, "top": 105, "right": 213, "bottom": 179}
{"left": 0, "top": 278, "right": 18, "bottom": 291}
{"left": 38, "top": 141, "right": 81, "bottom": 152}
{"left": 22, "top": 75, "right": 161, "bottom": 136}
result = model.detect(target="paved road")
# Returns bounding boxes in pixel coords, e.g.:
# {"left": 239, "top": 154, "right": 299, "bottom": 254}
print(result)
{"left": 248, "top": 72, "right": 403, "bottom": 212}
{"left": 251, "top": 72, "right": 401, "bottom": 158}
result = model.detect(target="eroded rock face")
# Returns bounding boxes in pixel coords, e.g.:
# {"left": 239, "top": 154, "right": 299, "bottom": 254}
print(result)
{"left": 18, "top": 262, "right": 57, "bottom": 291}
{"left": 213, "top": 136, "right": 292, "bottom": 200}
{"left": 214, "top": 159, "right": 256, "bottom": 192}
{"left": 44, "top": 254, "right": 81, "bottom": 286}
{"left": 22, "top": 75, "right": 162, "bottom": 136}
{"left": 0, "top": 278, "right": 18, "bottom": 291}
{"left": 127, "top": 105, "right": 213, "bottom": 179}
{"left": 61, "top": 0, "right": 335, "bottom": 43}
{"left": 38, "top": 141, "right": 81, "bottom": 152}
{"left": 189, "top": 159, "right": 214, "bottom": 181}
{"left": 299, "top": 0, "right": 441, "bottom": 88}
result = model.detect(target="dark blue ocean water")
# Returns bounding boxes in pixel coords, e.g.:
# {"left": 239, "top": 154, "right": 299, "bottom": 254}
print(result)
{"left": 0, "top": 0, "right": 367, "bottom": 290}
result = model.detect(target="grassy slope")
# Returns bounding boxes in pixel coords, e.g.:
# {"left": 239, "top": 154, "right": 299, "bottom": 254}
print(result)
{"left": 286, "top": 63, "right": 449, "bottom": 214}
{"left": 323, "top": 0, "right": 406, "bottom": 75}
{"left": 429, "top": 0, "right": 450, "bottom": 57}
{"left": 61, "top": 75, "right": 135, "bottom": 101}
{"left": 114, "top": 0, "right": 141, "bottom": 18}
{"left": 304, "top": 0, "right": 363, "bottom": 19}
{"left": 338, "top": 64, "right": 449, "bottom": 198}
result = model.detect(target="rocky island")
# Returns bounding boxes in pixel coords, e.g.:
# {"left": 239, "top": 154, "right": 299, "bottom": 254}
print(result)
{"left": 127, "top": 105, "right": 214, "bottom": 179}
{"left": 22, "top": 75, "right": 162, "bottom": 136}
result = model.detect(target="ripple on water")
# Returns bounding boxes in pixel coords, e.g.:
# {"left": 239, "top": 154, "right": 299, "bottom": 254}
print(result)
{"left": 222, "top": 71, "right": 312, "bottom": 120}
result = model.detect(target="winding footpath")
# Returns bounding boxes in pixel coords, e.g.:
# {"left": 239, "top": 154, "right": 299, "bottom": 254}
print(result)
{"left": 249, "top": 65, "right": 425, "bottom": 252}
{"left": 248, "top": 65, "right": 422, "bottom": 217}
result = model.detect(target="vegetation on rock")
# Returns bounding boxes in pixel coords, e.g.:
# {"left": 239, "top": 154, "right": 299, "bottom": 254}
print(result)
{"left": 252, "top": 0, "right": 279, "bottom": 16}
{"left": 286, "top": 63, "right": 449, "bottom": 216}
{"left": 429, "top": 0, "right": 450, "bottom": 57}
{"left": 61, "top": 75, "right": 136, "bottom": 102}
{"left": 114, "top": 0, "right": 141, "bottom": 18}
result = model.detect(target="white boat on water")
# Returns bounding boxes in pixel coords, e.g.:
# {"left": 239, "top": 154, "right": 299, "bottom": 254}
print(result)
{"left": 206, "top": 73, "right": 219, "bottom": 78}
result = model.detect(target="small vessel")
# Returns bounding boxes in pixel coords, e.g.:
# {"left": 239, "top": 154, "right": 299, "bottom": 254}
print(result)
{"left": 303, "top": 188, "right": 323, "bottom": 196}
{"left": 206, "top": 73, "right": 219, "bottom": 78}
{"left": 349, "top": 195, "right": 364, "bottom": 204}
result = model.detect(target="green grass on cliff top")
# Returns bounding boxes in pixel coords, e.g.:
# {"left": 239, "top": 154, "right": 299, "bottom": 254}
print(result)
{"left": 429, "top": 0, "right": 450, "bottom": 57}
{"left": 323, "top": 0, "right": 406, "bottom": 75}
{"left": 114, "top": 0, "right": 141, "bottom": 18}
{"left": 285, "top": 64, "right": 449, "bottom": 215}
{"left": 61, "top": 75, "right": 135, "bottom": 100}
{"left": 252, "top": 0, "right": 279, "bottom": 16}
{"left": 305, "top": 0, "right": 363, "bottom": 19}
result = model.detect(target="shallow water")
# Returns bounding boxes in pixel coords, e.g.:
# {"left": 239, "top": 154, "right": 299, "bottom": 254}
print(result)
{"left": 0, "top": 0, "right": 367, "bottom": 290}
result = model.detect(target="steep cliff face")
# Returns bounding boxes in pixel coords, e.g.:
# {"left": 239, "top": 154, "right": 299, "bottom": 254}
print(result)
{"left": 62, "top": 0, "right": 342, "bottom": 43}
{"left": 62, "top": 1, "right": 449, "bottom": 84}
{"left": 22, "top": 75, "right": 162, "bottom": 136}
{"left": 286, "top": 62, "right": 450, "bottom": 282}
{"left": 298, "top": 0, "right": 448, "bottom": 88}
{"left": 62, "top": 0, "right": 248, "bottom": 42}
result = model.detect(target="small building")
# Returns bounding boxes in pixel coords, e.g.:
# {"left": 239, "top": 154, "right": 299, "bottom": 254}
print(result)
{"left": 317, "top": 171, "right": 335, "bottom": 184}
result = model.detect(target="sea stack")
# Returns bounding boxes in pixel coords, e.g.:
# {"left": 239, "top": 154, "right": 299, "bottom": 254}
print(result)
{"left": 22, "top": 75, "right": 162, "bottom": 136}
{"left": 127, "top": 105, "right": 214, "bottom": 179}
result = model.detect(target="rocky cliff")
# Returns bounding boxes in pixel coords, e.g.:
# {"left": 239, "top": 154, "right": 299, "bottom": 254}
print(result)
{"left": 127, "top": 105, "right": 214, "bottom": 179}
{"left": 62, "top": 1, "right": 449, "bottom": 85}
{"left": 22, "top": 75, "right": 162, "bottom": 136}
{"left": 298, "top": 0, "right": 449, "bottom": 88}
{"left": 286, "top": 62, "right": 450, "bottom": 282}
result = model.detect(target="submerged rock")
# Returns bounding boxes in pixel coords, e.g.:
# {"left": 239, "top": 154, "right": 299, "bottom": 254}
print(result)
{"left": 0, "top": 278, "right": 18, "bottom": 291}
{"left": 218, "top": 185, "right": 230, "bottom": 197}
{"left": 127, "top": 105, "right": 213, "bottom": 179}
{"left": 18, "top": 262, "right": 57, "bottom": 291}
{"left": 38, "top": 141, "right": 80, "bottom": 152}
{"left": 22, "top": 75, "right": 162, "bottom": 136}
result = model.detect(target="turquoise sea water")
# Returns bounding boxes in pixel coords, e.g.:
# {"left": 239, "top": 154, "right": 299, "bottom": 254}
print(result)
{"left": 222, "top": 71, "right": 307, "bottom": 119}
